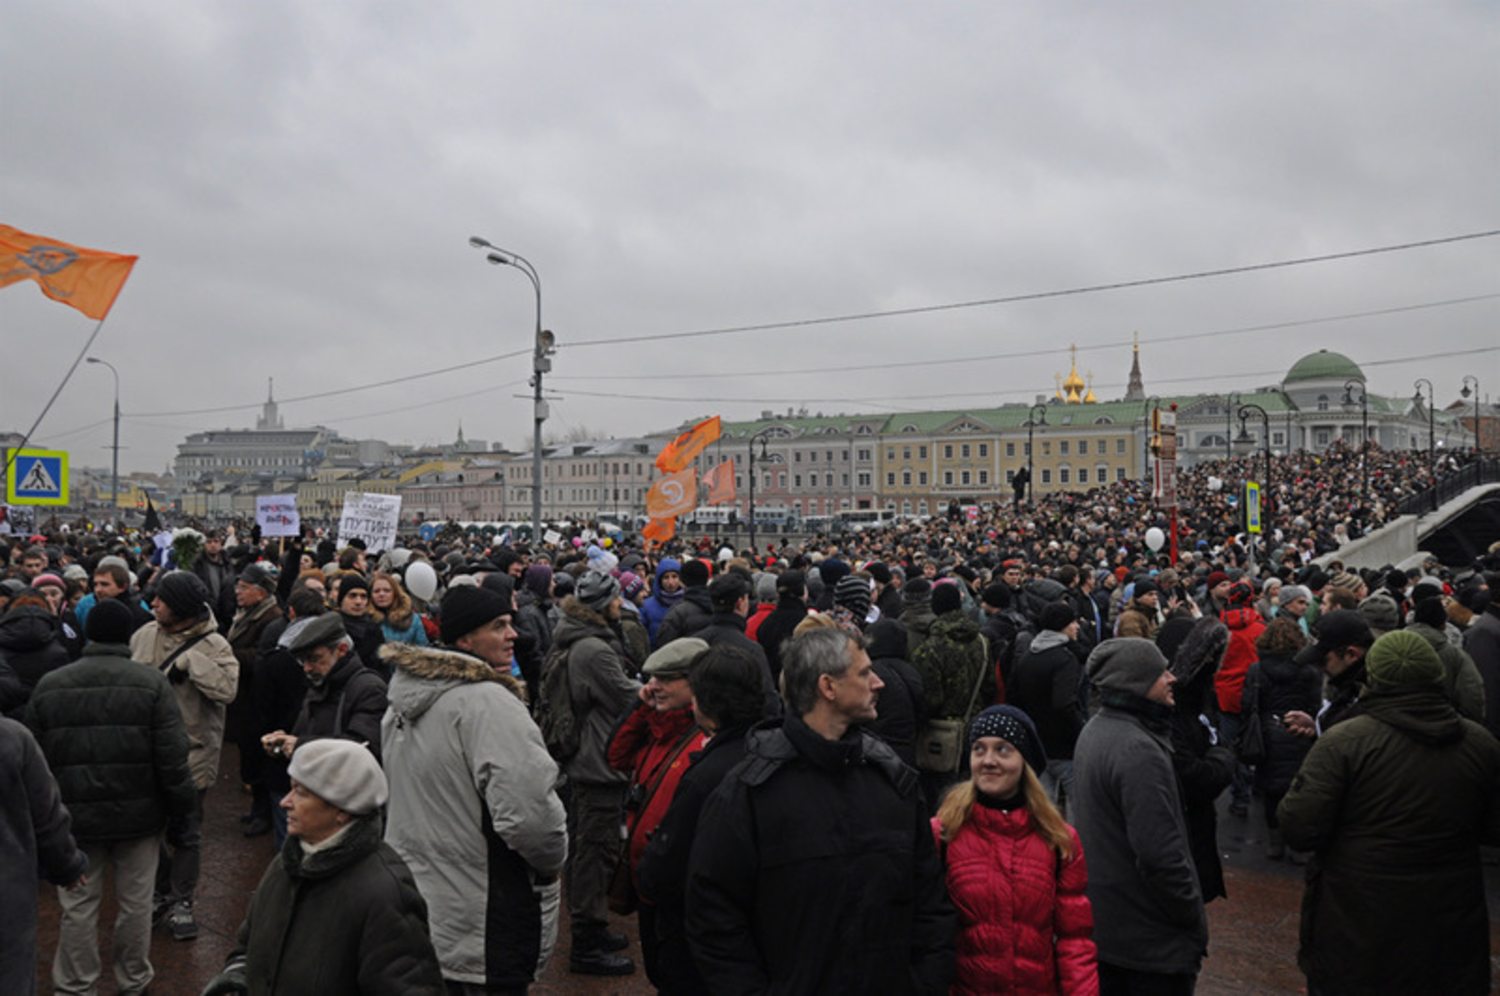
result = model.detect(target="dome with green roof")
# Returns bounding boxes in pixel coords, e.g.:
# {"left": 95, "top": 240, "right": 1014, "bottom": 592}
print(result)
{"left": 1283, "top": 349, "right": 1364, "bottom": 385}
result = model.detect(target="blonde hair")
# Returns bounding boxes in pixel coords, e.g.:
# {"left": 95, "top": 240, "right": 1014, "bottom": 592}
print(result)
{"left": 368, "top": 571, "right": 414, "bottom": 628}
{"left": 793, "top": 613, "right": 837, "bottom": 636}
{"left": 935, "top": 764, "right": 1074, "bottom": 861}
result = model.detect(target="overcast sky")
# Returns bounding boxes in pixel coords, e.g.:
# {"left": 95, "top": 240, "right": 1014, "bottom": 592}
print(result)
{"left": 3, "top": 2, "right": 1496, "bottom": 475}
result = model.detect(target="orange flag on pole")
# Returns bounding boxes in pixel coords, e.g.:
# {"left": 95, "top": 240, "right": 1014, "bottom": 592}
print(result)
{"left": 0, "top": 225, "right": 137, "bottom": 320}
{"left": 645, "top": 468, "right": 697, "bottom": 519}
{"left": 641, "top": 517, "right": 676, "bottom": 547}
{"left": 704, "top": 459, "right": 736, "bottom": 505}
{"left": 655, "top": 416, "right": 721, "bottom": 474}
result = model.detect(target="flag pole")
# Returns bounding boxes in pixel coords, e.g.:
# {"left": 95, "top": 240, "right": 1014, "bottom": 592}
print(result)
{"left": 4, "top": 318, "right": 108, "bottom": 477}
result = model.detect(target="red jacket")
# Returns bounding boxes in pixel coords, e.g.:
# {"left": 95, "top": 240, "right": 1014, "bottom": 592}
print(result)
{"left": 745, "top": 602, "right": 774, "bottom": 641}
{"left": 935, "top": 805, "right": 1099, "bottom": 996}
{"left": 607, "top": 703, "right": 707, "bottom": 888}
{"left": 1214, "top": 607, "right": 1266, "bottom": 714}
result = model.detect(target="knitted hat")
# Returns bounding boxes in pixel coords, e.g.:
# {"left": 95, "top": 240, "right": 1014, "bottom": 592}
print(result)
{"left": 1132, "top": 578, "right": 1160, "bottom": 598}
{"left": 1039, "top": 601, "right": 1076, "bottom": 633}
{"left": 866, "top": 561, "right": 892, "bottom": 586}
{"left": 642, "top": 637, "right": 709, "bottom": 678}
{"left": 903, "top": 577, "right": 932, "bottom": 605}
{"left": 337, "top": 573, "right": 370, "bottom": 605}
{"left": 287, "top": 739, "right": 388, "bottom": 816}
{"left": 439, "top": 585, "right": 510, "bottom": 644}
{"left": 155, "top": 571, "right": 210, "bottom": 621}
{"left": 981, "top": 582, "right": 1011, "bottom": 609}
{"left": 1279, "top": 584, "right": 1311, "bottom": 606}
{"left": 753, "top": 573, "right": 778, "bottom": 603}
{"left": 776, "top": 570, "right": 806, "bottom": 597}
{"left": 576, "top": 570, "right": 621, "bottom": 612}
{"left": 833, "top": 575, "right": 872, "bottom": 619}
{"left": 237, "top": 562, "right": 277, "bottom": 593}
{"left": 1086, "top": 638, "right": 1170, "bottom": 698}
{"left": 931, "top": 581, "right": 963, "bottom": 616}
{"left": 1358, "top": 592, "right": 1402, "bottom": 635}
{"left": 31, "top": 572, "right": 65, "bottom": 591}
{"left": 1327, "top": 571, "right": 1364, "bottom": 594}
{"left": 619, "top": 571, "right": 645, "bottom": 601}
{"left": 967, "top": 705, "right": 1047, "bottom": 774}
{"left": 62, "top": 563, "right": 89, "bottom": 583}
{"left": 1412, "top": 596, "right": 1447, "bottom": 629}
{"left": 522, "top": 563, "right": 553, "bottom": 598}
{"left": 1205, "top": 571, "right": 1229, "bottom": 590}
{"left": 85, "top": 599, "right": 134, "bottom": 644}
{"left": 1365, "top": 630, "right": 1443, "bottom": 690}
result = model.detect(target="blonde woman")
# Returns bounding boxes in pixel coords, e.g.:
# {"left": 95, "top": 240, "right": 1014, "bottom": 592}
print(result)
{"left": 933, "top": 705, "right": 1098, "bottom": 996}
{"left": 369, "top": 572, "right": 428, "bottom": 647}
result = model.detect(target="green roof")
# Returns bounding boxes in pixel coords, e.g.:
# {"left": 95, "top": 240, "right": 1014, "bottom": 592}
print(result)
{"left": 1284, "top": 350, "right": 1364, "bottom": 384}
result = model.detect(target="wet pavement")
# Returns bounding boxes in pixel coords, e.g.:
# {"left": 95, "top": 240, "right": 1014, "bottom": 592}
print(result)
{"left": 34, "top": 746, "right": 1500, "bottom": 994}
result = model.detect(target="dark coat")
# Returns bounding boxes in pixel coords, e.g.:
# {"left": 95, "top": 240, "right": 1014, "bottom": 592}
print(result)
{"left": 697, "top": 611, "right": 781, "bottom": 717}
{"left": 0, "top": 605, "right": 71, "bottom": 719}
{"left": 687, "top": 715, "right": 956, "bottom": 995}
{"left": 656, "top": 586, "right": 713, "bottom": 648}
{"left": 866, "top": 618, "right": 924, "bottom": 767}
{"left": 1240, "top": 655, "right": 1321, "bottom": 795}
{"left": 1008, "top": 631, "right": 1087, "bottom": 760}
{"left": 911, "top": 611, "right": 993, "bottom": 720}
{"left": 217, "top": 811, "right": 445, "bottom": 996}
{"left": 553, "top": 596, "right": 641, "bottom": 787}
{"left": 1461, "top": 606, "right": 1500, "bottom": 738}
{"left": 294, "top": 652, "right": 388, "bottom": 760}
{"left": 1165, "top": 616, "right": 1234, "bottom": 904}
{"left": 1278, "top": 685, "right": 1500, "bottom": 995}
{"left": 25, "top": 642, "right": 196, "bottom": 842}
{"left": 754, "top": 594, "right": 808, "bottom": 685}
{"left": 191, "top": 551, "right": 238, "bottom": 631}
{"left": 637, "top": 724, "right": 755, "bottom": 996}
{"left": 340, "top": 612, "right": 387, "bottom": 681}
{"left": 0, "top": 717, "right": 88, "bottom": 996}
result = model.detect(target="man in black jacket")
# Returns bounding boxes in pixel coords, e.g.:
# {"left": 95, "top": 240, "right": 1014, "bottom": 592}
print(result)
{"left": 27, "top": 600, "right": 196, "bottom": 996}
{"left": 654, "top": 558, "right": 713, "bottom": 648}
{"left": 696, "top": 574, "right": 780, "bottom": 716}
{"left": 687, "top": 627, "right": 955, "bottom": 993}
{"left": 1008, "top": 601, "right": 1088, "bottom": 817}
{"left": 261, "top": 613, "right": 387, "bottom": 766}
{"left": 754, "top": 569, "right": 808, "bottom": 686}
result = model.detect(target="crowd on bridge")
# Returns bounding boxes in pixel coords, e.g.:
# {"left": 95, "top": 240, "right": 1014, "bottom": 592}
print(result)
{"left": 2, "top": 438, "right": 1498, "bottom": 996}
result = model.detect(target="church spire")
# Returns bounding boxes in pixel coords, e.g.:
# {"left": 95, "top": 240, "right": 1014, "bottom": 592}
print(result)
{"left": 1124, "top": 332, "right": 1146, "bottom": 402}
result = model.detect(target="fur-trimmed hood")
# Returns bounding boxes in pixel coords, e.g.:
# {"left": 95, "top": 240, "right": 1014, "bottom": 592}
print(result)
{"left": 553, "top": 594, "right": 617, "bottom": 650}
{"left": 380, "top": 642, "right": 526, "bottom": 725}
{"left": 1170, "top": 615, "right": 1229, "bottom": 690}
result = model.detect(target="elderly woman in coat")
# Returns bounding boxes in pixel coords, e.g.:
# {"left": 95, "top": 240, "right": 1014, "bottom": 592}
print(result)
{"left": 202, "top": 740, "right": 443, "bottom": 996}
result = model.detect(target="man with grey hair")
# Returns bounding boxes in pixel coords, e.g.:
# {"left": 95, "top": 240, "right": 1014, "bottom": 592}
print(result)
{"left": 687, "top": 628, "right": 955, "bottom": 993}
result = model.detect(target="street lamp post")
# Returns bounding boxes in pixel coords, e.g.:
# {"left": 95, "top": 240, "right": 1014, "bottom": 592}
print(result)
{"left": 747, "top": 430, "right": 771, "bottom": 553}
{"left": 1027, "top": 404, "right": 1049, "bottom": 505}
{"left": 1413, "top": 379, "right": 1436, "bottom": 510}
{"left": 1224, "top": 392, "right": 1239, "bottom": 462}
{"left": 1461, "top": 376, "right": 1481, "bottom": 458}
{"left": 86, "top": 357, "right": 120, "bottom": 523}
{"left": 1342, "top": 379, "right": 1369, "bottom": 495}
{"left": 1235, "top": 402, "right": 1271, "bottom": 561}
{"left": 470, "top": 236, "right": 554, "bottom": 545}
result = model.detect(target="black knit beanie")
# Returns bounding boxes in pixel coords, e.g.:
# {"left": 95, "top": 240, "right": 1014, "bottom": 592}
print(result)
{"left": 86, "top": 599, "right": 134, "bottom": 644}
{"left": 156, "top": 571, "right": 209, "bottom": 621}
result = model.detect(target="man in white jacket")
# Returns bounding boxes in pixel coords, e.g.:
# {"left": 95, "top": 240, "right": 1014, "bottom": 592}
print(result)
{"left": 381, "top": 585, "right": 568, "bottom": 995}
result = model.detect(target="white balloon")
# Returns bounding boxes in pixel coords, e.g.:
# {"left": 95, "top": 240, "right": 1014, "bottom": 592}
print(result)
{"left": 405, "top": 561, "right": 438, "bottom": 602}
{"left": 1145, "top": 527, "right": 1166, "bottom": 552}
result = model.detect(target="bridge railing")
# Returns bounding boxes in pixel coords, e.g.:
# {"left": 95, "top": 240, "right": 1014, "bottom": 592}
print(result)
{"left": 1395, "top": 457, "right": 1500, "bottom": 516}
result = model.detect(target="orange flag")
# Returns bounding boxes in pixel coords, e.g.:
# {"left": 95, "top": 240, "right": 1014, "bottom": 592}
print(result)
{"left": 641, "top": 517, "right": 676, "bottom": 546}
{"left": 0, "top": 225, "right": 138, "bottom": 320}
{"left": 645, "top": 468, "right": 697, "bottom": 519}
{"left": 655, "top": 416, "right": 721, "bottom": 474}
{"left": 704, "top": 459, "right": 737, "bottom": 505}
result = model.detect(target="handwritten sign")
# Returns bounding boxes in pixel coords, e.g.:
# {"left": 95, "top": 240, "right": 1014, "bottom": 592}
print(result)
{"left": 338, "top": 492, "right": 402, "bottom": 552}
{"left": 256, "top": 495, "right": 301, "bottom": 537}
{"left": 543, "top": 528, "right": 562, "bottom": 546}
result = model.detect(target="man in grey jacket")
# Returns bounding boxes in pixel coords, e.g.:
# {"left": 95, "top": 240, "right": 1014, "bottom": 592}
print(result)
{"left": 381, "top": 585, "right": 568, "bottom": 994}
{"left": 1072, "top": 637, "right": 1207, "bottom": 995}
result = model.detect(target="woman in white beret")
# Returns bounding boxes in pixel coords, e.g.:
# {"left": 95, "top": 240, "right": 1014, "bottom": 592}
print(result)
{"left": 202, "top": 740, "right": 443, "bottom": 996}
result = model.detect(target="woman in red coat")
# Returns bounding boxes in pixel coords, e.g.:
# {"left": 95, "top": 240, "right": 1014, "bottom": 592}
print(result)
{"left": 934, "top": 705, "right": 1099, "bottom": 996}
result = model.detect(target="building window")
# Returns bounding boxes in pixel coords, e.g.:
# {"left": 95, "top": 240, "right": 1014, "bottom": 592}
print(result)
{"left": 1315, "top": 429, "right": 1331, "bottom": 446}
{"left": 902, "top": 500, "right": 912, "bottom": 514}
{"left": 1059, "top": 441, "right": 1069, "bottom": 456}
{"left": 1078, "top": 440, "right": 1088, "bottom": 456}
{"left": 808, "top": 450, "right": 817, "bottom": 462}
{"left": 960, "top": 470, "right": 971, "bottom": 485}
{"left": 978, "top": 470, "right": 989, "bottom": 485}
{"left": 794, "top": 451, "right": 802, "bottom": 463}
{"left": 886, "top": 448, "right": 895, "bottom": 461}
{"left": 858, "top": 472, "right": 871, "bottom": 487}
{"left": 1272, "top": 432, "right": 1285, "bottom": 446}
{"left": 794, "top": 474, "right": 802, "bottom": 488}
{"left": 858, "top": 448, "right": 871, "bottom": 461}
{"left": 943, "top": 444, "right": 953, "bottom": 459}
{"left": 1317, "top": 394, "right": 1330, "bottom": 412}
{"left": 902, "top": 471, "right": 912, "bottom": 486}
{"left": 943, "top": 470, "right": 954, "bottom": 486}
{"left": 1042, "top": 441, "right": 1051, "bottom": 456}
{"left": 903, "top": 447, "right": 912, "bottom": 460}
{"left": 1077, "top": 467, "right": 1088, "bottom": 484}
{"left": 918, "top": 445, "right": 928, "bottom": 459}
{"left": 1041, "top": 469, "right": 1052, "bottom": 485}
{"left": 918, "top": 471, "right": 928, "bottom": 485}
{"left": 1116, "top": 467, "right": 1127, "bottom": 481}
{"left": 1116, "top": 438, "right": 1127, "bottom": 455}
{"left": 1059, "top": 467, "right": 1071, "bottom": 484}
{"left": 1023, "top": 442, "right": 1031, "bottom": 457}
{"left": 886, "top": 472, "right": 896, "bottom": 486}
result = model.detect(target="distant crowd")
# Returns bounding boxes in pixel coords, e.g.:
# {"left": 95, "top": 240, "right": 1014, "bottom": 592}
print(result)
{"left": 2, "top": 438, "right": 1498, "bottom": 996}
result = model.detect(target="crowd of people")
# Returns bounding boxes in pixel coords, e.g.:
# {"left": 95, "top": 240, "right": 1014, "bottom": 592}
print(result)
{"left": 2, "top": 439, "right": 1498, "bottom": 996}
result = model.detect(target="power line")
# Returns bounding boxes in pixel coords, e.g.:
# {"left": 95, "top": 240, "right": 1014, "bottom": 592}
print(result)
{"left": 563, "top": 230, "right": 1500, "bottom": 348}
{"left": 552, "top": 292, "right": 1499, "bottom": 382}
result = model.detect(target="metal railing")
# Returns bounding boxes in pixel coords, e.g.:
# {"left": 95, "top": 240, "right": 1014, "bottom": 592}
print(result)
{"left": 1395, "top": 457, "right": 1500, "bottom": 516}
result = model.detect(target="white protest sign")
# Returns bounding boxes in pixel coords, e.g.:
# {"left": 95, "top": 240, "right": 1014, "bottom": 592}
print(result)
{"left": 543, "top": 528, "right": 563, "bottom": 546}
{"left": 256, "top": 495, "right": 301, "bottom": 537}
{"left": 338, "top": 492, "right": 402, "bottom": 552}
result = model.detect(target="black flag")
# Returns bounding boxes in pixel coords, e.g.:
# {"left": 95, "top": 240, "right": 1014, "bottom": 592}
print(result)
{"left": 143, "top": 495, "right": 162, "bottom": 532}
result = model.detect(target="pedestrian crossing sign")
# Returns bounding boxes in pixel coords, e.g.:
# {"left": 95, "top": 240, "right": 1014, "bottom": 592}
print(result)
{"left": 6, "top": 448, "right": 69, "bottom": 506}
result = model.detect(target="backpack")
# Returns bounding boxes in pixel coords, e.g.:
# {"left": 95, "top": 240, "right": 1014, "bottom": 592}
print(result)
{"left": 535, "top": 642, "right": 581, "bottom": 762}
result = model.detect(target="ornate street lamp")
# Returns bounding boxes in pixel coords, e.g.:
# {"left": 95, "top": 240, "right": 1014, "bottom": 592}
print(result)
{"left": 1342, "top": 379, "right": 1368, "bottom": 495}
{"left": 1413, "top": 378, "right": 1436, "bottom": 510}
{"left": 1026, "top": 404, "right": 1049, "bottom": 505}
{"left": 1235, "top": 402, "right": 1272, "bottom": 557}
{"left": 747, "top": 429, "right": 772, "bottom": 553}
{"left": 1139, "top": 395, "right": 1160, "bottom": 484}
{"left": 86, "top": 357, "right": 121, "bottom": 521}
{"left": 1461, "top": 375, "right": 1481, "bottom": 458}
